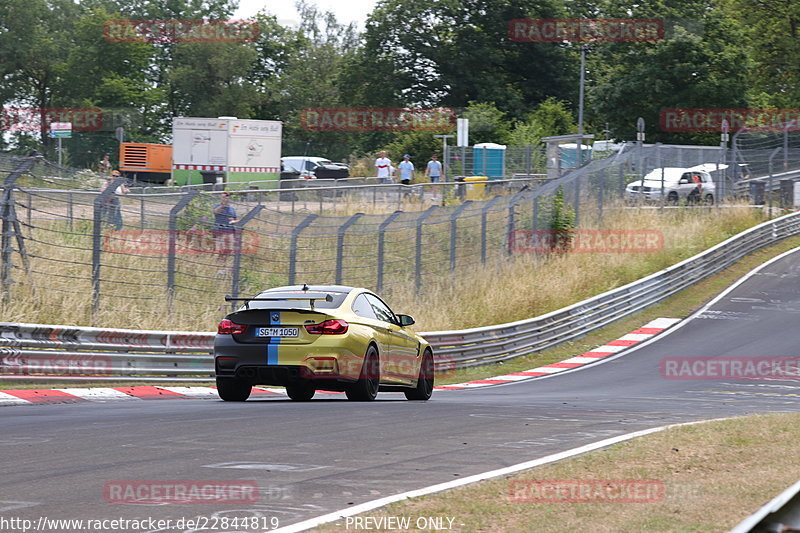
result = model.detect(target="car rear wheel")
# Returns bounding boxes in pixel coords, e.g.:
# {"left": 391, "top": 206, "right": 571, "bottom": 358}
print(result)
{"left": 216, "top": 377, "right": 251, "bottom": 402}
{"left": 285, "top": 382, "right": 316, "bottom": 401}
{"left": 704, "top": 194, "right": 714, "bottom": 205}
{"left": 405, "top": 349, "right": 434, "bottom": 401}
{"left": 346, "top": 345, "right": 380, "bottom": 401}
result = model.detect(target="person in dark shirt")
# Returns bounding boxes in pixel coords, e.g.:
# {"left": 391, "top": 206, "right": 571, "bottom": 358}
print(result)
{"left": 212, "top": 192, "right": 238, "bottom": 273}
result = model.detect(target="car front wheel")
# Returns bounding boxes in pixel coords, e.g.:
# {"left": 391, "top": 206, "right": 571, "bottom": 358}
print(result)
{"left": 216, "top": 377, "right": 251, "bottom": 402}
{"left": 667, "top": 191, "right": 679, "bottom": 205}
{"left": 405, "top": 349, "right": 434, "bottom": 401}
{"left": 346, "top": 345, "right": 380, "bottom": 401}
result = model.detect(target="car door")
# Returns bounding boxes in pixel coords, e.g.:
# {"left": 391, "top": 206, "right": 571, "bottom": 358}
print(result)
{"left": 364, "top": 293, "right": 419, "bottom": 385}
{"left": 676, "top": 172, "right": 695, "bottom": 199}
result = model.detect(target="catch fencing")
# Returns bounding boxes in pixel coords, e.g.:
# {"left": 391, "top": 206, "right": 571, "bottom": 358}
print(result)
{"left": 2, "top": 210, "right": 800, "bottom": 381}
{"left": 1, "top": 136, "right": 798, "bottom": 325}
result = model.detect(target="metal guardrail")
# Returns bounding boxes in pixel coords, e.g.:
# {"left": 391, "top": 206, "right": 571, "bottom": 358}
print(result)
{"left": 730, "top": 479, "right": 800, "bottom": 532}
{"left": 2, "top": 211, "right": 800, "bottom": 381}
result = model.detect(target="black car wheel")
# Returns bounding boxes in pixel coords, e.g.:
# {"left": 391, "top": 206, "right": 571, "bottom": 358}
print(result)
{"left": 667, "top": 191, "right": 679, "bottom": 205}
{"left": 285, "top": 382, "right": 316, "bottom": 401}
{"left": 704, "top": 194, "right": 714, "bottom": 205}
{"left": 216, "top": 377, "right": 252, "bottom": 402}
{"left": 346, "top": 345, "right": 380, "bottom": 401}
{"left": 405, "top": 349, "right": 434, "bottom": 401}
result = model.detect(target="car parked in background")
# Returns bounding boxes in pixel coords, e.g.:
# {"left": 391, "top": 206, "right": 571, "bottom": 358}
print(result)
{"left": 281, "top": 156, "right": 350, "bottom": 179}
{"left": 214, "top": 285, "right": 434, "bottom": 402}
{"left": 625, "top": 163, "right": 724, "bottom": 205}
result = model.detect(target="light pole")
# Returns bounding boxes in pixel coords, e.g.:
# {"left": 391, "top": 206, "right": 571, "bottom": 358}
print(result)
{"left": 720, "top": 119, "right": 729, "bottom": 203}
{"left": 433, "top": 134, "right": 454, "bottom": 182}
{"left": 637, "top": 117, "right": 645, "bottom": 201}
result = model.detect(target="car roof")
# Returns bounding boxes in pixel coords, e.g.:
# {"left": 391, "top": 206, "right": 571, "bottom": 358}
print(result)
{"left": 281, "top": 156, "right": 330, "bottom": 163}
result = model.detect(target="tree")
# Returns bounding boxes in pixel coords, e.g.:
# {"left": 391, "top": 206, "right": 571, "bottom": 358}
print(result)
{"left": 587, "top": 0, "right": 750, "bottom": 144}
{"left": 347, "top": 0, "right": 575, "bottom": 119}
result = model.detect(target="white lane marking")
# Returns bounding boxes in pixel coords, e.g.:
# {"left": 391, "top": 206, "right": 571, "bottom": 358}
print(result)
{"left": 270, "top": 418, "right": 730, "bottom": 533}
{"left": 618, "top": 333, "right": 652, "bottom": 341}
{"left": 159, "top": 386, "right": 219, "bottom": 398}
{"left": 0, "top": 391, "right": 29, "bottom": 405}
{"left": 647, "top": 317, "right": 681, "bottom": 329}
{"left": 559, "top": 356, "right": 602, "bottom": 365}
{"left": 0, "top": 501, "right": 40, "bottom": 512}
{"left": 53, "top": 388, "right": 140, "bottom": 401}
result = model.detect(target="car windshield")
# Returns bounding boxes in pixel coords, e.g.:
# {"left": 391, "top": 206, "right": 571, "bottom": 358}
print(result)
{"left": 245, "top": 290, "right": 348, "bottom": 310}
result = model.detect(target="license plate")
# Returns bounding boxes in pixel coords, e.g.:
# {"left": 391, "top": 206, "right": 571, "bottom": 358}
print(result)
{"left": 255, "top": 327, "right": 298, "bottom": 338}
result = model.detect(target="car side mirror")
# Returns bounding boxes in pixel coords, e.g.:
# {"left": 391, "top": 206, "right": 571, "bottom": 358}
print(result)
{"left": 397, "top": 314, "right": 415, "bottom": 327}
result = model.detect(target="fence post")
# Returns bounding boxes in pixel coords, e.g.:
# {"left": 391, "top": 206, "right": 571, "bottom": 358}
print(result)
{"left": 67, "top": 192, "right": 73, "bottom": 230}
{"left": 533, "top": 195, "right": 539, "bottom": 231}
{"left": 230, "top": 205, "right": 264, "bottom": 311}
{"left": 376, "top": 210, "right": 403, "bottom": 293}
{"left": 449, "top": 201, "right": 472, "bottom": 271}
{"left": 507, "top": 190, "right": 530, "bottom": 256}
{"left": 166, "top": 190, "right": 198, "bottom": 309}
{"left": 573, "top": 175, "right": 580, "bottom": 227}
{"left": 481, "top": 196, "right": 502, "bottom": 265}
{"left": 1, "top": 157, "right": 36, "bottom": 303}
{"left": 288, "top": 214, "right": 318, "bottom": 285}
{"left": 597, "top": 168, "right": 605, "bottom": 223}
{"left": 92, "top": 177, "right": 126, "bottom": 314}
{"left": 140, "top": 196, "right": 146, "bottom": 230}
{"left": 335, "top": 213, "right": 364, "bottom": 285}
{"left": 415, "top": 206, "right": 439, "bottom": 293}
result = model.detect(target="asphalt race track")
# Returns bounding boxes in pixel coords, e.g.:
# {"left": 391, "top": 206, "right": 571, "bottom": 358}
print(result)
{"left": 4, "top": 249, "right": 800, "bottom": 532}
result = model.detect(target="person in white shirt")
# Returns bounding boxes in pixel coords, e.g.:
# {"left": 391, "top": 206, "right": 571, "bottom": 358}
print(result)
{"left": 374, "top": 151, "right": 393, "bottom": 183}
{"left": 398, "top": 154, "right": 415, "bottom": 185}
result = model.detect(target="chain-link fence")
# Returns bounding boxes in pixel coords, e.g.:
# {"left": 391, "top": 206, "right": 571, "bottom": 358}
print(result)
{"left": 2, "top": 136, "right": 798, "bottom": 325}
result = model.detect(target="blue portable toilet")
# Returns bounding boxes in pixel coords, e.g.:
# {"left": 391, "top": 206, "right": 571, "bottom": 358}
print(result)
{"left": 473, "top": 143, "right": 506, "bottom": 179}
{"left": 559, "top": 143, "right": 592, "bottom": 169}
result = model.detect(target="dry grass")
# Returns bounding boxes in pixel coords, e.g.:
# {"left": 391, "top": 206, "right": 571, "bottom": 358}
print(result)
{"left": 386, "top": 206, "right": 764, "bottom": 331}
{"left": 311, "top": 412, "right": 800, "bottom": 533}
{"left": 1, "top": 204, "right": 765, "bottom": 332}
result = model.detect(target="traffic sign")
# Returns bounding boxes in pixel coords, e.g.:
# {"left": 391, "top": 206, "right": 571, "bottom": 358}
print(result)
{"left": 50, "top": 122, "right": 72, "bottom": 138}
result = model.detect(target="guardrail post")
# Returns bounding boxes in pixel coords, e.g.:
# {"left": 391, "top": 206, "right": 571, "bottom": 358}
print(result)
{"left": 449, "top": 201, "right": 472, "bottom": 271}
{"left": 92, "top": 177, "right": 126, "bottom": 314}
{"left": 230, "top": 205, "right": 264, "bottom": 311}
{"left": 481, "top": 196, "right": 502, "bottom": 265}
{"left": 376, "top": 210, "right": 403, "bottom": 293}
{"left": 415, "top": 206, "right": 439, "bottom": 293}
{"left": 336, "top": 213, "right": 365, "bottom": 285}
{"left": 288, "top": 214, "right": 318, "bottom": 285}
{"left": 166, "top": 190, "right": 198, "bottom": 310}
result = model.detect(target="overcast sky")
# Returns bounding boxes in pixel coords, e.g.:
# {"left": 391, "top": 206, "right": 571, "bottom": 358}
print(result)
{"left": 233, "top": 0, "right": 379, "bottom": 29}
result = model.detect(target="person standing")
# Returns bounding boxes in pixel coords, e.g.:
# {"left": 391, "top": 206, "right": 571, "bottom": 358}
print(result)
{"left": 424, "top": 153, "right": 442, "bottom": 183}
{"left": 213, "top": 191, "right": 238, "bottom": 273}
{"left": 374, "top": 151, "right": 392, "bottom": 184}
{"left": 99, "top": 154, "right": 112, "bottom": 175}
{"left": 398, "top": 154, "right": 415, "bottom": 185}
{"left": 101, "top": 170, "right": 129, "bottom": 229}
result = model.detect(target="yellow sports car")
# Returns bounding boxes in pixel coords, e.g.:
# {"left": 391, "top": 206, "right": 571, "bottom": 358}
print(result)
{"left": 214, "top": 285, "right": 434, "bottom": 402}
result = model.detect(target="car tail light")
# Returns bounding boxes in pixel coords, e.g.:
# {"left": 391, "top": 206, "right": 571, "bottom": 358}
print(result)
{"left": 218, "top": 319, "right": 246, "bottom": 334}
{"left": 305, "top": 319, "right": 349, "bottom": 335}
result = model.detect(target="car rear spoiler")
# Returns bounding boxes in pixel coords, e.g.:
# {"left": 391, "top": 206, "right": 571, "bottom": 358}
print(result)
{"left": 225, "top": 292, "right": 334, "bottom": 311}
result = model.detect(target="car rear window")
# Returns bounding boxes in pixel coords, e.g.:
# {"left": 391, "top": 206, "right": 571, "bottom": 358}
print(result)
{"left": 246, "top": 291, "right": 348, "bottom": 310}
